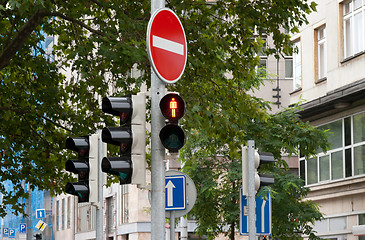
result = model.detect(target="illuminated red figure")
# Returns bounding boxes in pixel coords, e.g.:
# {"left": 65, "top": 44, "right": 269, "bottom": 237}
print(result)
{"left": 170, "top": 98, "right": 177, "bottom": 118}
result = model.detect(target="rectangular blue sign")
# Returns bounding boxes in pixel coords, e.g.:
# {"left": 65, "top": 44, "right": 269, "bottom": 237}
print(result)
{"left": 240, "top": 188, "right": 272, "bottom": 236}
{"left": 9, "top": 228, "right": 16, "bottom": 238}
{"left": 3, "top": 227, "right": 9, "bottom": 237}
{"left": 19, "top": 223, "right": 27, "bottom": 234}
{"left": 165, "top": 175, "right": 186, "bottom": 211}
{"left": 36, "top": 209, "right": 46, "bottom": 218}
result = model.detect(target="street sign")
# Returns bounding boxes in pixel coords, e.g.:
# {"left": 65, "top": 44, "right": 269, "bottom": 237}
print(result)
{"left": 165, "top": 174, "right": 186, "bottom": 211}
{"left": 36, "top": 209, "right": 46, "bottom": 218}
{"left": 240, "top": 189, "right": 272, "bottom": 236}
{"left": 165, "top": 170, "right": 197, "bottom": 219}
{"left": 147, "top": 8, "right": 187, "bottom": 84}
{"left": 3, "top": 227, "right": 9, "bottom": 237}
{"left": 19, "top": 223, "right": 27, "bottom": 234}
{"left": 35, "top": 220, "right": 47, "bottom": 232}
{"left": 8, "top": 228, "right": 15, "bottom": 238}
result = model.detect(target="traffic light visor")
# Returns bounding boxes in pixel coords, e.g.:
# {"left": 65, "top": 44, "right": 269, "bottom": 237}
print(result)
{"left": 65, "top": 182, "right": 89, "bottom": 202}
{"left": 66, "top": 137, "right": 89, "bottom": 156}
{"left": 102, "top": 97, "right": 133, "bottom": 124}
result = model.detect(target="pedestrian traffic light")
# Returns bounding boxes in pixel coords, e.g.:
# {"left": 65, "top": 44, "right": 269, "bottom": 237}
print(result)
{"left": 101, "top": 93, "right": 146, "bottom": 187}
{"left": 159, "top": 93, "right": 186, "bottom": 152}
{"left": 254, "top": 151, "right": 275, "bottom": 191}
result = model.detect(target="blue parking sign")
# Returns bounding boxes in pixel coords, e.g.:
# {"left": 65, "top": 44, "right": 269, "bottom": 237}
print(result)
{"left": 19, "top": 223, "right": 27, "bottom": 234}
{"left": 9, "top": 228, "right": 16, "bottom": 238}
{"left": 3, "top": 227, "right": 9, "bottom": 237}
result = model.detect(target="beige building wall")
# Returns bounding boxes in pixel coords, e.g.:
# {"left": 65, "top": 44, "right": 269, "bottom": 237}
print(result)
{"left": 290, "top": 0, "right": 365, "bottom": 239}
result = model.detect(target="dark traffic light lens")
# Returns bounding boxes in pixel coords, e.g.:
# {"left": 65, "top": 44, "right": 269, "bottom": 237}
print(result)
{"left": 159, "top": 124, "right": 186, "bottom": 152}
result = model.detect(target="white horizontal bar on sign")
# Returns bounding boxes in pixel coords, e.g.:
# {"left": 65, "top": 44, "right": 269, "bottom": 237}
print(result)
{"left": 152, "top": 35, "right": 184, "bottom": 55}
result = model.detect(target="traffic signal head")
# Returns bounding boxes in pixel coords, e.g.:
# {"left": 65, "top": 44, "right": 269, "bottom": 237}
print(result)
{"left": 64, "top": 136, "right": 90, "bottom": 203}
{"left": 254, "top": 151, "right": 275, "bottom": 191}
{"left": 159, "top": 93, "right": 186, "bottom": 153}
{"left": 101, "top": 93, "right": 146, "bottom": 187}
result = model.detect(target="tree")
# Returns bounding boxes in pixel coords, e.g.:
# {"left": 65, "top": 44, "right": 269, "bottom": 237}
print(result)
{"left": 0, "top": 2, "right": 325, "bottom": 239}
{"left": 182, "top": 106, "right": 328, "bottom": 239}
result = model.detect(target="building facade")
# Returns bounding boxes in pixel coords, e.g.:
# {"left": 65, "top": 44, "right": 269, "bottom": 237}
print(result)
{"left": 290, "top": 0, "right": 365, "bottom": 239}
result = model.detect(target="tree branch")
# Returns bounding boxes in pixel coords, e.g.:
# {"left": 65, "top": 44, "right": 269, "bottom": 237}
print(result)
{"left": 0, "top": 9, "right": 50, "bottom": 70}
{"left": 51, "top": 12, "right": 106, "bottom": 37}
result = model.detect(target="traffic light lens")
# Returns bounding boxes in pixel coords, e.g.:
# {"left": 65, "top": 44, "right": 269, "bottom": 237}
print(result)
{"left": 160, "top": 93, "right": 185, "bottom": 120}
{"left": 159, "top": 124, "right": 186, "bottom": 152}
{"left": 170, "top": 98, "right": 177, "bottom": 118}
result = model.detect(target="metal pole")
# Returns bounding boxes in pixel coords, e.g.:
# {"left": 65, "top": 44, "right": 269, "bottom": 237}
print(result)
{"left": 151, "top": 2, "right": 166, "bottom": 240}
{"left": 96, "top": 130, "right": 104, "bottom": 240}
{"left": 180, "top": 216, "right": 188, "bottom": 240}
{"left": 169, "top": 211, "right": 175, "bottom": 240}
{"left": 247, "top": 140, "right": 256, "bottom": 240}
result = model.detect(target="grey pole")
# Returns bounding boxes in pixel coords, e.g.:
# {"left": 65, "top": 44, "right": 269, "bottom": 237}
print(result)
{"left": 247, "top": 140, "right": 256, "bottom": 240}
{"left": 96, "top": 130, "right": 105, "bottom": 240}
{"left": 169, "top": 211, "right": 175, "bottom": 240}
{"left": 151, "top": 2, "right": 166, "bottom": 240}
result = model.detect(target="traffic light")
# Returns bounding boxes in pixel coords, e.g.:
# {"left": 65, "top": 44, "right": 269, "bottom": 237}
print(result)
{"left": 159, "top": 93, "right": 186, "bottom": 152}
{"left": 34, "top": 233, "right": 42, "bottom": 240}
{"left": 101, "top": 93, "right": 146, "bottom": 187}
{"left": 254, "top": 151, "right": 275, "bottom": 191}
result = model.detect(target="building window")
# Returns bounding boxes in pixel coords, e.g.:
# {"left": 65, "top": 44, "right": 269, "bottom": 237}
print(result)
{"left": 62, "top": 198, "right": 65, "bottom": 230}
{"left": 300, "top": 111, "right": 365, "bottom": 185}
{"left": 285, "top": 57, "right": 293, "bottom": 79}
{"left": 121, "top": 185, "right": 129, "bottom": 224}
{"left": 315, "top": 25, "right": 327, "bottom": 81}
{"left": 67, "top": 197, "right": 71, "bottom": 229}
{"left": 343, "top": 0, "right": 365, "bottom": 59}
{"left": 359, "top": 214, "right": 365, "bottom": 240}
{"left": 293, "top": 40, "right": 301, "bottom": 91}
{"left": 56, "top": 200, "right": 59, "bottom": 231}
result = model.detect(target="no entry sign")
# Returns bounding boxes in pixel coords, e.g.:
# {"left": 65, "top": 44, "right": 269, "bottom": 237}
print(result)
{"left": 147, "top": 8, "right": 187, "bottom": 84}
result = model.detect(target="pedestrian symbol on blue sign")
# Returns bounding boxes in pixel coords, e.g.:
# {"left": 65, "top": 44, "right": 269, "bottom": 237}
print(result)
{"left": 165, "top": 175, "right": 186, "bottom": 211}
{"left": 9, "top": 228, "right": 16, "bottom": 238}
{"left": 2, "top": 228, "right": 9, "bottom": 237}
{"left": 36, "top": 209, "right": 46, "bottom": 219}
{"left": 19, "top": 223, "right": 27, "bottom": 234}
{"left": 240, "top": 188, "right": 272, "bottom": 236}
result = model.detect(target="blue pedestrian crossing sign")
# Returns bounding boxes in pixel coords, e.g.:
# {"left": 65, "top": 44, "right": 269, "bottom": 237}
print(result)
{"left": 240, "top": 188, "right": 272, "bottom": 236}
{"left": 165, "top": 175, "right": 186, "bottom": 211}
{"left": 19, "top": 223, "right": 27, "bottom": 234}
{"left": 36, "top": 209, "right": 46, "bottom": 219}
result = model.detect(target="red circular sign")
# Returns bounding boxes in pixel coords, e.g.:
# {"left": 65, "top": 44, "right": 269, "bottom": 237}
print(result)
{"left": 147, "top": 8, "right": 187, "bottom": 84}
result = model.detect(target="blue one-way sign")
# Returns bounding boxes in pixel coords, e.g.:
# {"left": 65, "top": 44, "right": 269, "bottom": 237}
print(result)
{"left": 165, "top": 175, "right": 186, "bottom": 211}
{"left": 240, "top": 189, "right": 272, "bottom": 236}
{"left": 36, "top": 209, "right": 46, "bottom": 218}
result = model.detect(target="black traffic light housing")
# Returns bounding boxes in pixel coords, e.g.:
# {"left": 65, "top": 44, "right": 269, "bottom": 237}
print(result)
{"left": 101, "top": 93, "right": 146, "bottom": 187}
{"left": 64, "top": 136, "right": 90, "bottom": 203}
{"left": 159, "top": 93, "right": 186, "bottom": 152}
{"left": 255, "top": 151, "right": 275, "bottom": 191}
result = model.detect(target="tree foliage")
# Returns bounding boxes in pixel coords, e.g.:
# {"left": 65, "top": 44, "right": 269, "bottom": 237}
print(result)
{"left": 0, "top": 0, "right": 327, "bottom": 239}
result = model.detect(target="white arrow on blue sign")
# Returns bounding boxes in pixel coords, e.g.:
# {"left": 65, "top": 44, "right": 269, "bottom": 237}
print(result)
{"left": 36, "top": 209, "right": 46, "bottom": 219}
{"left": 240, "top": 188, "right": 272, "bottom": 236}
{"left": 9, "top": 228, "right": 16, "bottom": 238}
{"left": 2, "top": 227, "right": 9, "bottom": 237}
{"left": 19, "top": 223, "right": 27, "bottom": 234}
{"left": 165, "top": 175, "right": 186, "bottom": 211}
